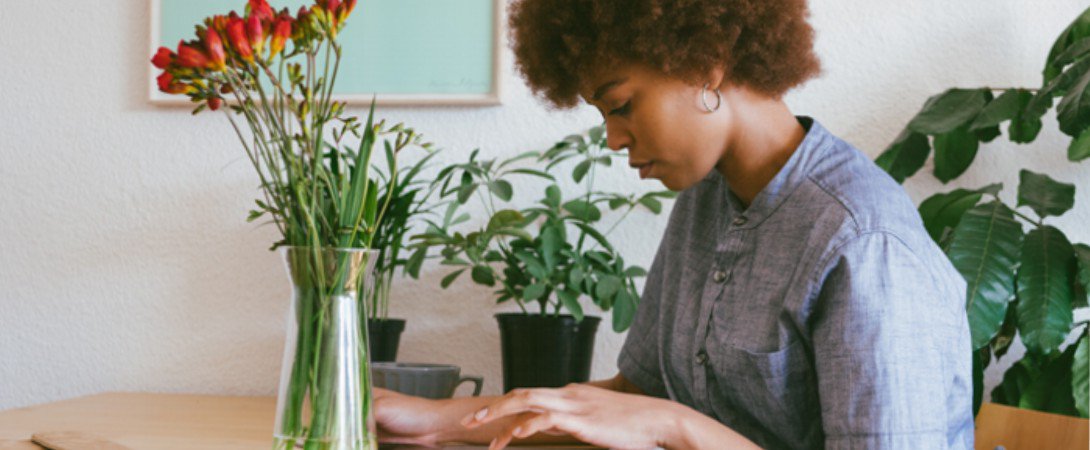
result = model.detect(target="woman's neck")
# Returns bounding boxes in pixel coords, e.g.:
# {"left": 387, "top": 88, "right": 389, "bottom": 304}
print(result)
{"left": 714, "top": 93, "right": 806, "bottom": 207}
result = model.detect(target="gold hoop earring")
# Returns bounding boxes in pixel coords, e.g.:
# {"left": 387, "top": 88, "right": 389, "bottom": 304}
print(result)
{"left": 701, "top": 83, "right": 722, "bottom": 113}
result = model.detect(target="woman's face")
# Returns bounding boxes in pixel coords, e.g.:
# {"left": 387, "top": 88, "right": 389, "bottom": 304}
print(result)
{"left": 580, "top": 63, "right": 732, "bottom": 191}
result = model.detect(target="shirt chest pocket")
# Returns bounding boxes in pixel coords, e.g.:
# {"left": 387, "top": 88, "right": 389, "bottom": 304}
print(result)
{"left": 709, "top": 338, "right": 820, "bottom": 439}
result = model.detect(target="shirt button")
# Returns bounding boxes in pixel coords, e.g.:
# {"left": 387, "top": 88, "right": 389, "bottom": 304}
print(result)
{"left": 732, "top": 216, "right": 748, "bottom": 226}
{"left": 713, "top": 269, "right": 729, "bottom": 283}
{"left": 696, "top": 350, "right": 709, "bottom": 365}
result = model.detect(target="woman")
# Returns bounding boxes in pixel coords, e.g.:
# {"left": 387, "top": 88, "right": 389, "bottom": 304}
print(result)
{"left": 374, "top": 0, "right": 974, "bottom": 448}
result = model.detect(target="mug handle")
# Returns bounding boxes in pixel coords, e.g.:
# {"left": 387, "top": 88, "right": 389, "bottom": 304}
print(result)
{"left": 455, "top": 375, "right": 484, "bottom": 397}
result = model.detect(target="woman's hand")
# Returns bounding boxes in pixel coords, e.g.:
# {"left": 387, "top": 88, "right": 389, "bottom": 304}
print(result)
{"left": 459, "top": 383, "right": 686, "bottom": 450}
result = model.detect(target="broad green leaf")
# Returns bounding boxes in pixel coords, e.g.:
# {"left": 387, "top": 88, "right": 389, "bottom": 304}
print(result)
{"left": 947, "top": 201, "right": 1024, "bottom": 349}
{"left": 638, "top": 196, "right": 663, "bottom": 214}
{"left": 589, "top": 125, "right": 605, "bottom": 144}
{"left": 608, "top": 197, "right": 629, "bottom": 210}
{"left": 1069, "top": 127, "right": 1090, "bottom": 161}
{"left": 471, "top": 265, "right": 496, "bottom": 286}
{"left": 1056, "top": 58, "right": 1090, "bottom": 137}
{"left": 1044, "top": 7, "right": 1090, "bottom": 84}
{"left": 933, "top": 126, "right": 979, "bottom": 183}
{"left": 457, "top": 183, "right": 479, "bottom": 204}
{"left": 1017, "top": 170, "right": 1076, "bottom": 218}
{"left": 544, "top": 185, "right": 562, "bottom": 208}
{"left": 406, "top": 247, "right": 426, "bottom": 279}
{"left": 573, "top": 159, "right": 593, "bottom": 183}
{"left": 514, "top": 251, "right": 548, "bottom": 280}
{"left": 595, "top": 275, "right": 622, "bottom": 301}
{"left": 908, "top": 88, "right": 991, "bottom": 135}
{"left": 487, "top": 209, "right": 525, "bottom": 231}
{"left": 540, "top": 224, "right": 563, "bottom": 271}
{"left": 1074, "top": 334, "right": 1089, "bottom": 417}
{"left": 970, "top": 89, "right": 1032, "bottom": 130}
{"left": 1016, "top": 226, "right": 1075, "bottom": 355}
{"left": 612, "top": 290, "right": 637, "bottom": 332}
{"left": 992, "top": 358, "right": 1041, "bottom": 406}
{"left": 1019, "top": 345, "right": 1079, "bottom": 415}
{"left": 1029, "top": 55, "right": 1090, "bottom": 123}
{"left": 992, "top": 303, "right": 1019, "bottom": 360}
{"left": 557, "top": 289, "right": 584, "bottom": 321}
{"left": 569, "top": 267, "right": 586, "bottom": 287}
{"left": 523, "top": 282, "right": 547, "bottom": 301}
{"left": 624, "top": 266, "right": 648, "bottom": 277}
{"left": 574, "top": 222, "right": 615, "bottom": 252}
{"left": 440, "top": 268, "right": 466, "bottom": 288}
{"left": 917, "top": 185, "right": 997, "bottom": 243}
{"left": 876, "top": 128, "right": 928, "bottom": 181}
{"left": 563, "top": 200, "right": 602, "bottom": 222}
{"left": 489, "top": 180, "right": 514, "bottom": 202}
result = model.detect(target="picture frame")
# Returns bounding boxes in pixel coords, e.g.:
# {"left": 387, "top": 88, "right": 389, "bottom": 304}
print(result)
{"left": 149, "top": 0, "right": 504, "bottom": 106}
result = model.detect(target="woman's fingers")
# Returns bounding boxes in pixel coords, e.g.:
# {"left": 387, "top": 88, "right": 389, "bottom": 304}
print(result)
{"left": 490, "top": 411, "right": 571, "bottom": 450}
{"left": 461, "top": 388, "right": 571, "bottom": 428}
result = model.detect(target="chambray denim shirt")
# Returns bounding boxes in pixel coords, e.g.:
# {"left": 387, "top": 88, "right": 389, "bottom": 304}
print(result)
{"left": 618, "top": 117, "right": 974, "bottom": 449}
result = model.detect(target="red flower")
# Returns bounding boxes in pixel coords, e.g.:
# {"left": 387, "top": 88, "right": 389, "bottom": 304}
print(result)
{"left": 207, "top": 96, "right": 223, "bottom": 111}
{"left": 247, "top": 14, "right": 265, "bottom": 57}
{"left": 269, "top": 15, "right": 293, "bottom": 57}
{"left": 227, "top": 17, "right": 254, "bottom": 62}
{"left": 338, "top": 0, "right": 356, "bottom": 25}
{"left": 247, "top": 0, "right": 275, "bottom": 23}
{"left": 176, "top": 41, "right": 211, "bottom": 69}
{"left": 151, "top": 47, "right": 174, "bottom": 69}
{"left": 205, "top": 31, "right": 226, "bottom": 70}
{"left": 156, "top": 72, "right": 188, "bottom": 94}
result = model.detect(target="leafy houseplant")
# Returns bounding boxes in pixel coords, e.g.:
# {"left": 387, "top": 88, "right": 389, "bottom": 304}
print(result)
{"left": 148, "top": 1, "right": 427, "bottom": 448}
{"left": 362, "top": 139, "right": 443, "bottom": 362}
{"left": 415, "top": 125, "right": 675, "bottom": 391}
{"left": 875, "top": 7, "right": 1090, "bottom": 419}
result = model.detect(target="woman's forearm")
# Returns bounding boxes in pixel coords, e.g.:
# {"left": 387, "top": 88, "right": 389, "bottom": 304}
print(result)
{"left": 665, "top": 403, "right": 761, "bottom": 450}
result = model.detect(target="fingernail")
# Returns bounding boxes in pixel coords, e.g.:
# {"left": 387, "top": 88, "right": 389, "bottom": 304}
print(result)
{"left": 488, "top": 437, "right": 497, "bottom": 450}
{"left": 474, "top": 407, "right": 489, "bottom": 421}
{"left": 513, "top": 426, "right": 522, "bottom": 437}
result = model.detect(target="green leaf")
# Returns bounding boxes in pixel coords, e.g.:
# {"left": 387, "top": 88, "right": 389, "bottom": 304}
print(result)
{"left": 523, "top": 282, "right": 547, "bottom": 301}
{"left": 1075, "top": 244, "right": 1090, "bottom": 307}
{"left": 1017, "top": 170, "right": 1076, "bottom": 218}
{"left": 457, "top": 182, "right": 479, "bottom": 204}
{"left": 1069, "top": 126, "right": 1090, "bottom": 161}
{"left": 1056, "top": 58, "right": 1090, "bottom": 137}
{"left": 505, "top": 168, "right": 556, "bottom": 181}
{"left": 993, "top": 357, "right": 1040, "bottom": 406}
{"left": 971, "top": 89, "right": 1027, "bottom": 130}
{"left": 471, "top": 265, "right": 496, "bottom": 286}
{"left": 933, "top": 126, "right": 980, "bottom": 183}
{"left": 1074, "top": 334, "right": 1089, "bottom": 417}
{"left": 563, "top": 200, "right": 602, "bottom": 222}
{"left": 557, "top": 289, "right": 584, "bottom": 321}
{"left": 1045, "top": 7, "right": 1090, "bottom": 84}
{"left": 544, "top": 185, "right": 562, "bottom": 208}
{"left": 440, "top": 268, "right": 466, "bottom": 288}
{"left": 638, "top": 196, "right": 663, "bottom": 214}
{"left": 612, "top": 290, "right": 637, "bottom": 332}
{"left": 1019, "top": 345, "right": 1080, "bottom": 415}
{"left": 588, "top": 125, "right": 605, "bottom": 143}
{"left": 406, "top": 247, "right": 426, "bottom": 279}
{"left": 908, "top": 88, "right": 992, "bottom": 135}
{"left": 540, "top": 223, "right": 563, "bottom": 271}
{"left": 624, "top": 266, "right": 648, "bottom": 278}
{"left": 973, "top": 347, "right": 986, "bottom": 417}
{"left": 947, "top": 201, "right": 1025, "bottom": 349}
{"left": 875, "top": 129, "right": 931, "bottom": 184}
{"left": 489, "top": 180, "right": 514, "bottom": 201}
{"left": 487, "top": 209, "right": 525, "bottom": 230}
{"left": 574, "top": 222, "right": 615, "bottom": 252}
{"left": 608, "top": 197, "right": 629, "bottom": 210}
{"left": 917, "top": 185, "right": 996, "bottom": 243}
{"left": 573, "top": 159, "right": 593, "bottom": 183}
{"left": 594, "top": 275, "right": 622, "bottom": 301}
{"left": 514, "top": 251, "right": 548, "bottom": 280}
{"left": 1017, "top": 226, "right": 1075, "bottom": 355}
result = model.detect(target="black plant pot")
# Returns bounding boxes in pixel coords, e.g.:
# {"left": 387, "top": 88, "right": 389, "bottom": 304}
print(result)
{"left": 367, "top": 318, "right": 406, "bottom": 362}
{"left": 495, "top": 313, "right": 601, "bottom": 392}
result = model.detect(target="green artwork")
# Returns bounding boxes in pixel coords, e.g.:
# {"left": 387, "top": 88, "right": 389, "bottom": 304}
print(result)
{"left": 155, "top": 0, "right": 497, "bottom": 100}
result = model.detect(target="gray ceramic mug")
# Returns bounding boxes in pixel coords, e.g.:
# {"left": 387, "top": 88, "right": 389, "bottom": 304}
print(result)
{"left": 371, "top": 362, "right": 484, "bottom": 399}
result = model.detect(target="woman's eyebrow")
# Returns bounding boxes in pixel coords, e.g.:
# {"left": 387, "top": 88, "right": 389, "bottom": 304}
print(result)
{"left": 591, "top": 77, "right": 629, "bottom": 101}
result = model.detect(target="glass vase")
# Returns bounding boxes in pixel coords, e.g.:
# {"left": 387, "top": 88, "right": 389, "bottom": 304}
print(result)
{"left": 273, "top": 246, "right": 378, "bottom": 450}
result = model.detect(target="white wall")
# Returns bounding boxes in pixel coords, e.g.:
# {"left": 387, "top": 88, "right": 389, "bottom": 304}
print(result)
{"left": 1, "top": 0, "right": 1087, "bottom": 410}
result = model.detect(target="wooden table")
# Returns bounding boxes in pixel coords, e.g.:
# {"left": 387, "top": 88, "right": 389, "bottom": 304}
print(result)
{"left": 0, "top": 393, "right": 593, "bottom": 449}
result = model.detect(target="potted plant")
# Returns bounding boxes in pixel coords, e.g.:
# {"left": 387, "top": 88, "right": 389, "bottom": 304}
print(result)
{"left": 148, "top": 1, "right": 428, "bottom": 447}
{"left": 414, "top": 125, "right": 676, "bottom": 391}
{"left": 875, "top": 6, "right": 1090, "bottom": 419}
{"left": 362, "top": 134, "right": 443, "bottom": 362}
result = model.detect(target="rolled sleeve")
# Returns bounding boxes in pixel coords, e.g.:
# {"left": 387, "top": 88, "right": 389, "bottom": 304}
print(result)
{"left": 810, "top": 232, "right": 964, "bottom": 449}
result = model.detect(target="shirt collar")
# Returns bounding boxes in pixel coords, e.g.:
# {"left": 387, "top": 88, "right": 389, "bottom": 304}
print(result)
{"left": 714, "top": 116, "right": 833, "bottom": 228}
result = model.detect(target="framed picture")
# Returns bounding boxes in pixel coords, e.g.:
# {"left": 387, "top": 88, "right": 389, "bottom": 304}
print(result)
{"left": 149, "top": 0, "right": 504, "bottom": 106}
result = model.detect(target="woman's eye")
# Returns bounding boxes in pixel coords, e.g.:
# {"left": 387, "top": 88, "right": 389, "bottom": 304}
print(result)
{"left": 608, "top": 101, "right": 631, "bottom": 116}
